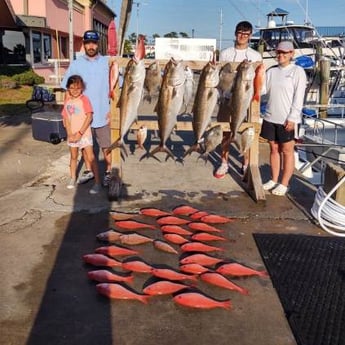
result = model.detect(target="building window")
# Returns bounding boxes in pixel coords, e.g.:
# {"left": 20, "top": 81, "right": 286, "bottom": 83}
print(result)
{"left": 32, "top": 31, "right": 52, "bottom": 63}
{"left": 0, "top": 30, "right": 26, "bottom": 64}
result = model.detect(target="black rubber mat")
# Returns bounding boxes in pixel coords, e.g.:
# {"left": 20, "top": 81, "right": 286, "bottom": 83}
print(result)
{"left": 253, "top": 233, "right": 345, "bottom": 345}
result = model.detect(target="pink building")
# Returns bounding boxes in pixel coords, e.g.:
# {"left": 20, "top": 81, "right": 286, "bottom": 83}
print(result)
{"left": 0, "top": 0, "right": 116, "bottom": 83}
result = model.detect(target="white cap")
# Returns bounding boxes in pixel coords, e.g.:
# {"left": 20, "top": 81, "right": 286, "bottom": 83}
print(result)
{"left": 276, "top": 41, "right": 294, "bottom": 52}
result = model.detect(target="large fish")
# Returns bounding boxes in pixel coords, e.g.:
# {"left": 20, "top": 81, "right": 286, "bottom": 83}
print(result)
{"left": 252, "top": 63, "right": 265, "bottom": 102}
{"left": 181, "top": 66, "right": 194, "bottom": 114}
{"left": 149, "top": 58, "right": 186, "bottom": 160}
{"left": 95, "top": 245, "right": 139, "bottom": 257}
{"left": 151, "top": 267, "right": 197, "bottom": 282}
{"left": 107, "top": 35, "right": 146, "bottom": 156}
{"left": 216, "top": 261, "right": 269, "bottom": 277}
{"left": 143, "top": 280, "right": 190, "bottom": 296}
{"left": 184, "top": 59, "right": 219, "bottom": 156}
{"left": 143, "top": 61, "right": 162, "bottom": 103}
{"left": 88, "top": 270, "right": 134, "bottom": 284}
{"left": 217, "top": 62, "right": 236, "bottom": 104}
{"left": 228, "top": 60, "right": 255, "bottom": 145}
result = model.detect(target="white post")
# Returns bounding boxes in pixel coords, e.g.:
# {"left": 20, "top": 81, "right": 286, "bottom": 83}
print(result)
{"left": 68, "top": 0, "right": 74, "bottom": 60}
{"left": 219, "top": 8, "right": 223, "bottom": 53}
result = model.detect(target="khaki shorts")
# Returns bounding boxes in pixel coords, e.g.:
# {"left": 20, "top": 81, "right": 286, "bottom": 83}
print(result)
{"left": 92, "top": 124, "right": 111, "bottom": 148}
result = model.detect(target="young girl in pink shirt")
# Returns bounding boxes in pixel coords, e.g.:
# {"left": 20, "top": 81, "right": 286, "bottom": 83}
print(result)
{"left": 62, "top": 75, "right": 101, "bottom": 194}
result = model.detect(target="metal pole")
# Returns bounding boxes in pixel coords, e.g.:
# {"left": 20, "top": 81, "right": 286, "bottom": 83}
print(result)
{"left": 219, "top": 8, "right": 223, "bottom": 52}
{"left": 68, "top": 0, "right": 74, "bottom": 60}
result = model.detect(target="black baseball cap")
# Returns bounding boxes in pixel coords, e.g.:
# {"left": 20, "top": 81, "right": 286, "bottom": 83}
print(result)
{"left": 83, "top": 30, "right": 99, "bottom": 43}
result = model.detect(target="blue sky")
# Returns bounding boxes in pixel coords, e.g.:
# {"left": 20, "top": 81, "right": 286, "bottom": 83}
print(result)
{"left": 107, "top": 0, "right": 345, "bottom": 44}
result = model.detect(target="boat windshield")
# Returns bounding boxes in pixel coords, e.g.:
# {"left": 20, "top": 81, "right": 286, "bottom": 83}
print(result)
{"left": 261, "top": 27, "right": 315, "bottom": 51}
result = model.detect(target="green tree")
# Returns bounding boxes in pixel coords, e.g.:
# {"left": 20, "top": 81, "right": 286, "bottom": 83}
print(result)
{"left": 164, "top": 31, "right": 178, "bottom": 38}
{"left": 179, "top": 32, "right": 189, "bottom": 38}
{"left": 123, "top": 39, "right": 133, "bottom": 55}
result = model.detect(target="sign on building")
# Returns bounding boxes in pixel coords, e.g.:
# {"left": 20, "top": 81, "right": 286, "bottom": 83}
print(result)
{"left": 155, "top": 38, "right": 216, "bottom": 61}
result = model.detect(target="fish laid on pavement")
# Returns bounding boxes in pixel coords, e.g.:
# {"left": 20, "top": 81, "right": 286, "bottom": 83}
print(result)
{"left": 136, "top": 125, "right": 147, "bottom": 149}
{"left": 179, "top": 263, "right": 209, "bottom": 275}
{"left": 96, "top": 283, "right": 150, "bottom": 304}
{"left": 122, "top": 257, "right": 154, "bottom": 273}
{"left": 237, "top": 126, "right": 255, "bottom": 156}
{"left": 189, "top": 211, "right": 209, "bottom": 220}
{"left": 184, "top": 58, "right": 219, "bottom": 156}
{"left": 119, "top": 232, "right": 153, "bottom": 245}
{"left": 200, "top": 214, "right": 234, "bottom": 224}
{"left": 139, "top": 207, "right": 171, "bottom": 217}
{"left": 157, "top": 215, "right": 190, "bottom": 225}
{"left": 149, "top": 58, "right": 186, "bottom": 160}
{"left": 200, "top": 124, "right": 223, "bottom": 159}
{"left": 109, "top": 211, "right": 139, "bottom": 221}
{"left": 143, "top": 280, "right": 190, "bottom": 296}
{"left": 180, "top": 241, "right": 224, "bottom": 253}
{"left": 95, "top": 245, "right": 139, "bottom": 257}
{"left": 114, "top": 220, "right": 156, "bottom": 230}
{"left": 88, "top": 270, "right": 134, "bottom": 284}
{"left": 200, "top": 272, "right": 249, "bottom": 295}
{"left": 107, "top": 35, "right": 146, "bottom": 156}
{"left": 191, "top": 232, "right": 227, "bottom": 242}
{"left": 179, "top": 253, "right": 224, "bottom": 267}
{"left": 96, "top": 229, "right": 123, "bottom": 242}
{"left": 173, "top": 290, "right": 231, "bottom": 310}
{"left": 143, "top": 61, "right": 162, "bottom": 103}
{"left": 252, "top": 63, "right": 265, "bottom": 102}
{"left": 163, "top": 233, "right": 189, "bottom": 245}
{"left": 83, "top": 254, "right": 122, "bottom": 268}
{"left": 151, "top": 268, "right": 198, "bottom": 282}
{"left": 153, "top": 239, "right": 179, "bottom": 254}
{"left": 160, "top": 225, "right": 193, "bottom": 236}
{"left": 172, "top": 205, "right": 199, "bottom": 216}
{"left": 181, "top": 66, "right": 194, "bottom": 114}
{"left": 216, "top": 262, "right": 269, "bottom": 277}
{"left": 187, "top": 222, "right": 223, "bottom": 233}
{"left": 228, "top": 60, "right": 255, "bottom": 145}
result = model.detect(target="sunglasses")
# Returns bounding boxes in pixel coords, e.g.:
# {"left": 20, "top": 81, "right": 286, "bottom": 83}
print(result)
{"left": 276, "top": 51, "right": 292, "bottom": 55}
{"left": 236, "top": 31, "right": 251, "bottom": 37}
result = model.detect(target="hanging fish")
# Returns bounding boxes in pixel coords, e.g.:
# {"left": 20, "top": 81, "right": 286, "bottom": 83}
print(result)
{"left": 136, "top": 125, "right": 147, "bottom": 149}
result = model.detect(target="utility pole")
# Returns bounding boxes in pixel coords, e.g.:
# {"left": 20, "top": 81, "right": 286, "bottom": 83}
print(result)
{"left": 219, "top": 8, "right": 223, "bottom": 52}
{"left": 68, "top": 0, "right": 74, "bottom": 60}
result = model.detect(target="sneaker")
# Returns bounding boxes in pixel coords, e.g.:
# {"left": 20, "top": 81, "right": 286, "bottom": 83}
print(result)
{"left": 262, "top": 179, "right": 278, "bottom": 191}
{"left": 67, "top": 178, "right": 76, "bottom": 189}
{"left": 89, "top": 184, "right": 101, "bottom": 195}
{"left": 103, "top": 171, "right": 111, "bottom": 187}
{"left": 77, "top": 170, "right": 94, "bottom": 184}
{"left": 214, "top": 163, "right": 229, "bottom": 179}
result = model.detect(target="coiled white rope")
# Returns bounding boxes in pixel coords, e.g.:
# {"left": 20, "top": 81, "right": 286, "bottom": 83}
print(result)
{"left": 311, "top": 175, "right": 345, "bottom": 236}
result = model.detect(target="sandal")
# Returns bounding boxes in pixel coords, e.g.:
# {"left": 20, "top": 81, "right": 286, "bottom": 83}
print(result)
{"left": 262, "top": 180, "right": 278, "bottom": 191}
{"left": 271, "top": 184, "right": 288, "bottom": 196}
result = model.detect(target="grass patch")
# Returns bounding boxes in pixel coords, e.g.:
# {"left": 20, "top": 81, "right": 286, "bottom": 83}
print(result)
{"left": 0, "top": 85, "right": 32, "bottom": 116}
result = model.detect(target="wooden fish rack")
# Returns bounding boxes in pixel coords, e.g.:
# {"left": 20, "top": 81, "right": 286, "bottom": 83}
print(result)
{"left": 110, "top": 59, "right": 265, "bottom": 202}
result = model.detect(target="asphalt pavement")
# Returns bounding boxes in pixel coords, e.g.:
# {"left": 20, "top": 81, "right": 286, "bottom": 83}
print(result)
{"left": 0, "top": 111, "right": 324, "bottom": 345}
